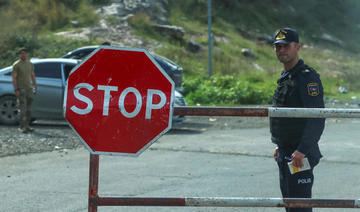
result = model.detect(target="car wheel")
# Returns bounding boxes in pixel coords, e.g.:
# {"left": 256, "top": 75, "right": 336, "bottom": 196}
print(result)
{"left": 0, "top": 95, "right": 19, "bottom": 125}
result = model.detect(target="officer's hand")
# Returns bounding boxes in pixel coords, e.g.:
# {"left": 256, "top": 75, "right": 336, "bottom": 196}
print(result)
{"left": 273, "top": 147, "right": 278, "bottom": 162}
{"left": 291, "top": 150, "right": 305, "bottom": 168}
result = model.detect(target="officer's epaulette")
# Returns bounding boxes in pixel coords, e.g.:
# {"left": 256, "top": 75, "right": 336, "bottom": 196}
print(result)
{"left": 301, "top": 65, "right": 316, "bottom": 75}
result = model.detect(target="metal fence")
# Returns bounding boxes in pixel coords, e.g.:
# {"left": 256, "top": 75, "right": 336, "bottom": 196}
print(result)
{"left": 88, "top": 106, "right": 360, "bottom": 211}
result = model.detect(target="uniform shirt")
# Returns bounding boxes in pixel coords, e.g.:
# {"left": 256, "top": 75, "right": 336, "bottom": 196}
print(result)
{"left": 12, "top": 59, "right": 34, "bottom": 90}
{"left": 271, "top": 59, "right": 325, "bottom": 159}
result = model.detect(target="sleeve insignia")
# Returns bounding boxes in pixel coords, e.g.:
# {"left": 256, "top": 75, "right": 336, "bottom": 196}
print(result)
{"left": 307, "top": 83, "right": 320, "bottom": 96}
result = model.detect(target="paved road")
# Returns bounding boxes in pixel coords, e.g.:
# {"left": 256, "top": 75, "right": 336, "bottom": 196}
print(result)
{"left": 0, "top": 118, "right": 359, "bottom": 211}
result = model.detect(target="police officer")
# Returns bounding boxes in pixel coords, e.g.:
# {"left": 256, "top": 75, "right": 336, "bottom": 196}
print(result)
{"left": 270, "top": 28, "right": 325, "bottom": 212}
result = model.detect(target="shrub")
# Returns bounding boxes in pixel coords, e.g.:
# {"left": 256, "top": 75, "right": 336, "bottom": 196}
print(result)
{"left": 183, "top": 75, "right": 275, "bottom": 105}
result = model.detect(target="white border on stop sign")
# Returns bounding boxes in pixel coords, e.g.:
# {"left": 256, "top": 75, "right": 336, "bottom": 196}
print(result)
{"left": 63, "top": 46, "right": 175, "bottom": 156}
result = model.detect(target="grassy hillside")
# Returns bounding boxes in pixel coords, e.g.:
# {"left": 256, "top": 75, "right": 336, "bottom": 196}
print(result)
{"left": 166, "top": 0, "right": 360, "bottom": 52}
{"left": 130, "top": 0, "right": 360, "bottom": 105}
{"left": 1, "top": 0, "right": 360, "bottom": 105}
{"left": 0, "top": 0, "right": 106, "bottom": 67}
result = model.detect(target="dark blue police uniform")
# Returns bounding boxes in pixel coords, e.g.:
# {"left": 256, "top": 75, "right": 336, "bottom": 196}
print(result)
{"left": 270, "top": 59, "right": 325, "bottom": 212}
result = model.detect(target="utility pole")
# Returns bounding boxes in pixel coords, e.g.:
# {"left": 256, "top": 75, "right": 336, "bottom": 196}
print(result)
{"left": 208, "top": 0, "right": 213, "bottom": 77}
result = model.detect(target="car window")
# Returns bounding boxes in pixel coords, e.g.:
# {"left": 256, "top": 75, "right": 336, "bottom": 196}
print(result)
{"left": 67, "top": 49, "right": 93, "bottom": 60}
{"left": 3, "top": 67, "right": 12, "bottom": 76}
{"left": 34, "top": 62, "right": 61, "bottom": 79}
{"left": 63, "top": 64, "right": 76, "bottom": 80}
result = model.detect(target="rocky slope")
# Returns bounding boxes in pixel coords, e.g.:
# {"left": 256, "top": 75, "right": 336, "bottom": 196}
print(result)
{"left": 56, "top": 0, "right": 172, "bottom": 50}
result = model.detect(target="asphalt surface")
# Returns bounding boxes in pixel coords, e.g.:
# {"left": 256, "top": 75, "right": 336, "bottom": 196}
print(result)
{"left": 0, "top": 117, "right": 359, "bottom": 212}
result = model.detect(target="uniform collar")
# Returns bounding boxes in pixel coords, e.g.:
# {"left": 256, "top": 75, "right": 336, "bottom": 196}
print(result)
{"left": 281, "top": 59, "right": 304, "bottom": 79}
{"left": 288, "top": 59, "right": 304, "bottom": 74}
{"left": 19, "top": 59, "right": 28, "bottom": 64}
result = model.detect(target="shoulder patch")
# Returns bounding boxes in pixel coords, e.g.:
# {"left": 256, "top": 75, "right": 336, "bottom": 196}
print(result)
{"left": 307, "top": 83, "right": 320, "bottom": 96}
{"left": 303, "top": 69, "right": 311, "bottom": 73}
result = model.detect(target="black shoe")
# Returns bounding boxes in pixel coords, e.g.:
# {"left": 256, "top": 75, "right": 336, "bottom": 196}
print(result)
{"left": 25, "top": 127, "right": 34, "bottom": 132}
{"left": 18, "top": 128, "right": 28, "bottom": 134}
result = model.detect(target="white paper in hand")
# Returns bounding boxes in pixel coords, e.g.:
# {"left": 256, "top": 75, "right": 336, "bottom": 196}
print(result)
{"left": 288, "top": 158, "right": 311, "bottom": 174}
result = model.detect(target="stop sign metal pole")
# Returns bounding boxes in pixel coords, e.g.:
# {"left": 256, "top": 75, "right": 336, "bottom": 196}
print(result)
{"left": 88, "top": 154, "right": 99, "bottom": 212}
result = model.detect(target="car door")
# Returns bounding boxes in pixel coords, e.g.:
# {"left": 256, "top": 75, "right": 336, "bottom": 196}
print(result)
{"left": 61, "top": 62, "right": 76, "bottom": 107}
{"left": 32, "top": 62, "right": 64, "bottom": 119}
{"left": 62, "top": 63, "right": 75, "bottom": 84}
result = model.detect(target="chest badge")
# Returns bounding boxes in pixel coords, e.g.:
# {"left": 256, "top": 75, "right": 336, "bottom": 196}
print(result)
{"left": 307, "top": 83, "right": 320, "bottom": 96}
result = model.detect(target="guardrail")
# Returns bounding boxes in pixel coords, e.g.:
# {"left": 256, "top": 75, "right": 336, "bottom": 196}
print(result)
{"left": 174, "top": 106, "right": 360, "bottom": 118}
{"left": 88, "top": 106, "right": 360, "bottom": 211}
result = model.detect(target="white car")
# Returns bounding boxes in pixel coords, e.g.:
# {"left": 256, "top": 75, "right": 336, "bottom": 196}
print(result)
{"left": 0, "top": 58, "right": 186, "bottom": 125}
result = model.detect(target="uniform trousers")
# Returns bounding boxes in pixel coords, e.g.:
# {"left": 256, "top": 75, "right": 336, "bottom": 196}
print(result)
{"left": 17, "top": 88, "right": 33, "bottom": 129}
{"left": 276, "top": 148, "right": 319, "bottom": 212}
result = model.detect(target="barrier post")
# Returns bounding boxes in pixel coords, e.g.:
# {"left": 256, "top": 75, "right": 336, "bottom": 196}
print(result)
{"left": 88, "top": 154, "right": 99, "bottom": 212}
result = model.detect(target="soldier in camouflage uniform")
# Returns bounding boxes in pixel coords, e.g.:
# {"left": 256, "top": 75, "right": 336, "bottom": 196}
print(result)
{"left": 12, "top": 48, "right": 37, "bottom": 133}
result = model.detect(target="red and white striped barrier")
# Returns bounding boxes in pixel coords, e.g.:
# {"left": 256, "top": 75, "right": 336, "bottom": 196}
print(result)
{"left": 94, "top": 196, "right": 360, "bottom": 208}
{"left": 173, "top": 106, "right": 360, "bottom": 118}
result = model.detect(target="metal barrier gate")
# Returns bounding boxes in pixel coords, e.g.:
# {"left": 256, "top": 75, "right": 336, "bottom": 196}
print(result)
{"left": 88, "top": 106, "right": 360, "bottom": 211}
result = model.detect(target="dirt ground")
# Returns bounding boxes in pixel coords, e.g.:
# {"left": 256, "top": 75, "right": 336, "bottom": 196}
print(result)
{"left": 0, "top": 99, "right": 358, "bottom": 158}
{"left": 0, "top": 116, "right": 269, "bottom": 157}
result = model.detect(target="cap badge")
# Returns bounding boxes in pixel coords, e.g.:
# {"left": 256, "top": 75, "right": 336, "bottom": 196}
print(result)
{"left": 275, "top": 30, "right": 287, "bottom": 40}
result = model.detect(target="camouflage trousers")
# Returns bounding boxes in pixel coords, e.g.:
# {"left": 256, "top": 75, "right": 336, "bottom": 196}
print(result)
{"left": 17, "top": 89, "right": 33, "bottom": 129}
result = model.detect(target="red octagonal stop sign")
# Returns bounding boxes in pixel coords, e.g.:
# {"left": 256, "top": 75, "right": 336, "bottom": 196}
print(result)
{"left": 64, "top": 47, "right": 174, "bottom": 156}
